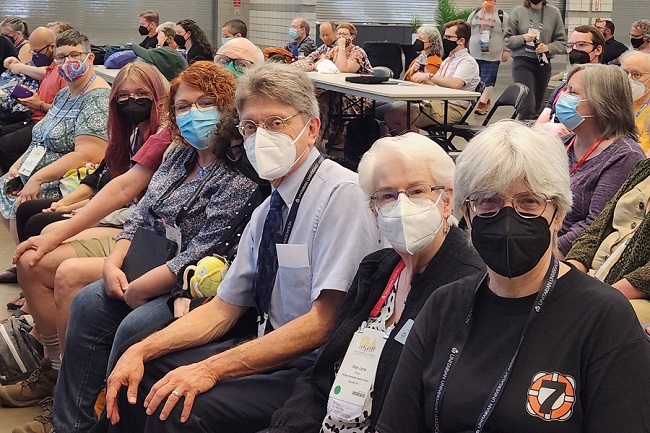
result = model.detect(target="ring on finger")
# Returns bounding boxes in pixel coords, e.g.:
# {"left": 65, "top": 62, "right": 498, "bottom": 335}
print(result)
{"left": 171, "top": 390, "right": 182, "bottom": 398}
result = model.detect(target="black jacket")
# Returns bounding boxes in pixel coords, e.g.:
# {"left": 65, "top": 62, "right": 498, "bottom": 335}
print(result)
{"left": 269, "top": 226, "right": 485, "bottom": 432}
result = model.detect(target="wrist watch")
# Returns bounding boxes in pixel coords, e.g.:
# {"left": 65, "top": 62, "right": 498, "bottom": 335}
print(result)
{"left": 428, "top": 73, "right": 435, "bottom": 80}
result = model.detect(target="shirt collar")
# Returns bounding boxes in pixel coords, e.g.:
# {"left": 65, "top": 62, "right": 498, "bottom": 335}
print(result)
{"left": 276, "top": 146, "right": 320, "bottom": 207}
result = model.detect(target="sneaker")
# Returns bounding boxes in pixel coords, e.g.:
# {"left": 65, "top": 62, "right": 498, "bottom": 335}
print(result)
{"left": 0, "top": 359, "right": 57, "bottom": 407}
{"left": 12, "top": 397, "right": 53, "bottom": 433}
{"left": 474, "top": 101, "right": 490, "bottom": 115}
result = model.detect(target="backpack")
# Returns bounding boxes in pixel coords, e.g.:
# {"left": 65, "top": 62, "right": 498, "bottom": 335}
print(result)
{"left": 0, "top": 317, "right": 44, "bottom": 385}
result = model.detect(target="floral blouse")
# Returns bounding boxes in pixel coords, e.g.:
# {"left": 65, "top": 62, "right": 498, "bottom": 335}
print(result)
{"left": 327, "top": 45, "right": 373, "bottom": 75}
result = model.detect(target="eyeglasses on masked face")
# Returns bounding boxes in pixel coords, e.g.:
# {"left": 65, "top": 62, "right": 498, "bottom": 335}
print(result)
{"left": 466, "top": 191, "right": 554, "bottom": 218}
{"left": 371, "top": 184, "right": 445, "bottom": 209}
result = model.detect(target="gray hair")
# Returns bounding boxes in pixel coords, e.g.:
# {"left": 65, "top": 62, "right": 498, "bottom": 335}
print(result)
{"left": 454, "top": 120, "right": 572, "bottom": 215}
{"left": 621, "top": 50, "right": 650, "bottom": 71}
{"left": 157, "top": 21, "right": 176, "bottom": 38}
{"left": 566, "top": 63, "right": 637, "bottom": 140}
{"left": 358, "top": 132, "right": 454, "bottom": 198}
{"left": 0, "top": 16, "right": 28, "bottom": 36}
{"left": 632, "top": 20, "right": 650, "bottom": 39}
{"left": 235, "top": 63, "right": 319, "bottom": 118}
{"left": 417, "top": 25, "right": 443, "bottom": 57}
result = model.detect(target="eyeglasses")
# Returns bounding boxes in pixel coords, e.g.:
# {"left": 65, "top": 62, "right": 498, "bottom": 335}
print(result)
{"left": 173, "top": 96, "right": 217, "bottom": 116}
{"left": 564, "top": 41, "right": 594, "bottom": 50}
{"left": 115, "top": 91, "right": 152, "bottom": 103}
{"left": 29, "top": 45, "right": 51, "bottom": 56}
{"left": 53, "top": 51, "right": 89, "bottom": 65}
{"left": 466, "top": 191, "right": 554, "bottom": 218}
{"left": 623, "top": 69, "right": 649, "bottom": 80}
{"left": 214, "top": 54, "right": 253, "bottom": 69}
{"left": 237, "top": 113, "right": 303, "bottom": 138}
{"left": 371, "top": 184, "right": 444, "bottom": 209}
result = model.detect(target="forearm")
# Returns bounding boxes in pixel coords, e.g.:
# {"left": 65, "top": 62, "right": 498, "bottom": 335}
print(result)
{"left": 106, "top": 239, "right": 131, "bottom": 268}
{"left": 335, "top": 53, "right": 359, "bottom": 73}
{"left": 612, "top": 278, "right": 647, "bottom": 300}
{"left": 129, "top": 264, "right": 177, "bottom": 299}
{"left": 431, "top": 76, "right": 464, "bottom": 89}
{"left": 30, "top": 151, "right": 97, "bottom": 185}
{"left": 58, "top": 184, "right": 93, "bottom": 206}
{"left": 12, "top": 63, "right": 46, "bottom": 81}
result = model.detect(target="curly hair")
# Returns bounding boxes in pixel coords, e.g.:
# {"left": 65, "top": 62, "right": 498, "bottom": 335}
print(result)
{"left": 107, "top": 62, "right": 169, "bottom": 177}
{"left": 167, "top": 61, "right": 237, "bottom": 159}
{"left": 176, "top": 19, "right": 215, "bottom": 59}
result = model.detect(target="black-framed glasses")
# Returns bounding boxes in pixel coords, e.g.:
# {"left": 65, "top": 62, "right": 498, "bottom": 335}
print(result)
{"left": 173, "top": 96, "right": 218, "bottom": 116}
{"left": 564, "top": 41, "right": 594, "bottom": 50}
{"left": 53, "top": 51, "right": 89, "bottom": 65}
{"left": 29, "top": 44, "right": 51, "bottom": 56}
{"left": 214, "top": 54, "right": 253, "bottom": 69}
{"left": 237, "top": 113, "right": 303, "bottom": 138}
{"left": 371, "top": 184, "right": 444, "bottom": 209}
{"left": 115, "top": 91, "right": 152, "bottom": 103}
{"left": 466, "top": 191, "right": 554, "bottom": 218}
{"left": 443, "top": 34, "right": 459, "bottom": 41}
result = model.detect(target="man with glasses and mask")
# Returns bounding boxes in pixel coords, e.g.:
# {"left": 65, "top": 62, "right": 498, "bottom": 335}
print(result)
{"left": 103, "top": 63, "right": 380, "bottom": 433}
{"left": 214, "top": 37, "right": 264, "bottom": 78}
{"left": 595, "top": 19, "right": 628, "bottom": 64}
{"left": 630, "top": 20, "right": 650, "bottom": 53}
{"left": 535, "top": 25, "right": 604, "bottom": 137}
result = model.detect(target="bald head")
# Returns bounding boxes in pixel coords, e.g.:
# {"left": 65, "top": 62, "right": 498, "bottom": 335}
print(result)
{"left": 29, "top": 27, "right": 56, "bottom": 48}
{"left": 216, "top": 37, "right": 264, "bottom": 67}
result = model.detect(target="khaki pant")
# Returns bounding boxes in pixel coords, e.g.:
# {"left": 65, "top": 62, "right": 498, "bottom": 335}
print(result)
{"left": 415, "top": 100, "right": 466, "bottom": 128}
{"left": 630, "top": 299, "right": 650, "bottom": 324}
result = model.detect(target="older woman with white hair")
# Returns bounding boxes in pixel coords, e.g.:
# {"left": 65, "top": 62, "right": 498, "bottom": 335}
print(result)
{"left": 269, "top": 132, "right": 484, "bottom": 433}
{"left": 404, "top": 25, "right": 443, "bottom": 81}
{"left": 376, "top": 120, "right": 650, "bottom": 433}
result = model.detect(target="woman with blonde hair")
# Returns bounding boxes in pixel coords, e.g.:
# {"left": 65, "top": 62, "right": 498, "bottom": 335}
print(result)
{"left": 1, "top": 16, "right": 31, "bottom": 62}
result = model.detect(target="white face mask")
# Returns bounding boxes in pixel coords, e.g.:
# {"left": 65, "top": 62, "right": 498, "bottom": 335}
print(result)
{"left": 243, "top": 121, "right": 310, "bottom": 180}
{"left": 630, "top": 77, "right": 650, "bottom": 102}
{"left": 376, "top": 194, "right": 444, "bottom": 255}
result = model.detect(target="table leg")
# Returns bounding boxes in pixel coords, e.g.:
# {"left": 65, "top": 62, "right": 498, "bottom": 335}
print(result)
{"left": 406, "top": 101, "right": 411, "bottom": 130}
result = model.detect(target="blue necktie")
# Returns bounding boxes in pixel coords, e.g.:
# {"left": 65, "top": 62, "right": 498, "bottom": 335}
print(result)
{"left": 252, "top": 190, "right": 285, "bottom": 317}
{"left": 292, "top": 42, "right": 299, "bottom": 57}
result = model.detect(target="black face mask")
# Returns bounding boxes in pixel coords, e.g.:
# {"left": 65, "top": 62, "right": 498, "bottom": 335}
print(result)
{"left": 138, "top": 25, "right": 149, "bottom": 36}
{"left": 174, "top": 34, "right": 187, "bottom": 48}
{"left": 442, "top": 38, "right": 458, "bottom": 59}
{"left": 471, "top": 207, "right": 552, "bottom": 278}
{"left": 413, "top": 39, "right": 425, "bottom": 52}
{"left": 569, "top": 49, "right": 591, "bottom": 65}
{"left": 631, "top": 37, "right": 645, "bottom": 49}
{"left": 116, "top": 97, "right": 153, "bottom": 125}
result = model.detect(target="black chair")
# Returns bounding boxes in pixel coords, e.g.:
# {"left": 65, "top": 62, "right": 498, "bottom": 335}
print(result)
{"left": 363, "top": 42, "right": 404, "bottom": 79}
{"left": 424, "top": 81, "right": 486, "bottom": 152}
{"left": 449, "top": 83, "right": 530, "bottom": 142}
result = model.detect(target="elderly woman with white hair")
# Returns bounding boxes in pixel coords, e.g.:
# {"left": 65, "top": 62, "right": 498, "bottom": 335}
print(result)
{"left": 269, "top": 132, "right": 484, "bottom": 433}
{"left": 404, "top": 25, "right": 443, "bottom": 81}
{"left": 376, "top": 120, "right": 650, "bottom": 433}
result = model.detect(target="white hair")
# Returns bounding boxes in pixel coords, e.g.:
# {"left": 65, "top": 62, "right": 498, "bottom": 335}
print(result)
{"left": 357, "top": 132, "right": 455, "bottom": 198}
{"left": 454, "top": 120, "right": 572, "bottom": 214}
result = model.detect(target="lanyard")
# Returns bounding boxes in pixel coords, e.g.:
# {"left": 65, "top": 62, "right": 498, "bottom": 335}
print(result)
{"left": 370, "top": 260, "right": 405, "bottom": 318}
{"left": 280, "top": 155, "right": 324, "bottom": 244}
{"left": 433, "top": 257, "right": 559, "bottom": 433}
{"left": 528, "top": 6, "right": 545, "bottom": 30}
{"left": 479, "top": 9, "right": 495, "bottom": 30}
{"left": 566, "top": 136, "right": 605, "bottom": 175}
{"left": 38, "top": 74, "right": 97, "bottom": 144}
{"left": 635, "top": 99, "right": 650, "bottom": 120}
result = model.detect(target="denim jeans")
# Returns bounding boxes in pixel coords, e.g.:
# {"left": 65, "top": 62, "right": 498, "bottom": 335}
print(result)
{"left": 53, "top": 279, "right": 173, "bottom": 433}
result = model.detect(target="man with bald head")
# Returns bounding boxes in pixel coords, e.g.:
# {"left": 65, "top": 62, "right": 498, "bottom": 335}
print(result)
{"left": 0, "top": 26, "right": 66, "bottom": 173}
{"left": 214, "top": 37, "right": 264, "bottom": 77}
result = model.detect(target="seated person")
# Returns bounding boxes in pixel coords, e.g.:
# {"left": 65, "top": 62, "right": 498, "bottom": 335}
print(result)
{"left": 0, "top": 29, "right": 110, "bottom": 245}
{"left": 292, "top": 21, "right": 336, "bottom": 70}
{"left": 175, "top": 19, "right": 215, "bottom": 64}
{"left": 1, "top": 16, "right": 31, "bottom": 62}
{"left": 138, "top": 10, "right": 160, "bottom": 49}
{"left": 555, "top": 64, "right": 645, "bottom": 257}
{"left": 269, "top": 133, "right": 483, "bottom": 433}
{"left": 48, "top": 62, "right": 261, "bottom": 433}
{"left": 376, "top": 120, "right": 650, "bottom": 433}
{"left": 383, "top": 20, "right": 479, "bottom": 134}
{"left": 155, "top": 21, "right": 180, "bottom": 50}
{"left": 317, "top": 22, "right": 372, "bottom": 74}
{"left": 0, "top": 27, "right": 66, "bottom": 174}
{"left": 567, "top": 158, "right": 650, "bottom": 324}
{"left": 100, "top": 63, "right": 381, "bottom": 433}
{"left": 221, "top": 19, "right": 247, "bottom": 45}
{"left": 404, "top": 25, "right": 443, "bottom": 81}
{"left": 285, "top": 17, "right": 317, "bottom": 58}
{"left": 214, "top": 37, "right": 264, "bottom": 78}
{"left": 534, "top": 25, "right": 605, "bottom": 137}
{"left": 621, "top": 51, "right": 650, "bottom": 155}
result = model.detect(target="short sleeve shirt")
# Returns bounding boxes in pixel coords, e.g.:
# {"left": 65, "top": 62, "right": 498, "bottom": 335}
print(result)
{"left": 131, "top": 124, "right": 172, "bottom": 172}
{"left": 33, "top": 63, "right": 67, "bottom": 122}
{"left": 435, "top": 48, "right": 480, "bottom": 108}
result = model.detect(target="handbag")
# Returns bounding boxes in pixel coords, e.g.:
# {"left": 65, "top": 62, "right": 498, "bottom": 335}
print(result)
{"left": 59, "top": 163, "right": 98, "bottom": 196}
{"left": 0, "top": 317, "right": 44, "bottom": 385}
{"left": 121, "top": 228, "right": 178, "bottom": 282}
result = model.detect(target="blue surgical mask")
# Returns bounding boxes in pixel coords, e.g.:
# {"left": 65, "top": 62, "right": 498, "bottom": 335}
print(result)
{"left": 176, "top": 107, "right": 221, "bottom": 150}
{"left": 555, "top": 93, "right": 592, "bottom": 130}
{"left": 289, "top": 28, "right": 299, "bottom": 39}
{"left": 221, "top": 36, "right": 232, "bottom": 45}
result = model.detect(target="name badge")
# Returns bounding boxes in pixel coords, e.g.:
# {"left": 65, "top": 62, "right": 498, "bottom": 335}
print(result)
{"left": 277, "top": 243, "right": 309, "bottom": 268}
{"left": 18, "top": 146, "right": 46, "bottom": 177}
{"left": 327, "top": 327, "right": 387, "bottom": 421}
{"left": 479, "top": 30, "right": 491, "bottom": 53}
{"left": 163, "top": 222, "right": 182, "bottom": 256}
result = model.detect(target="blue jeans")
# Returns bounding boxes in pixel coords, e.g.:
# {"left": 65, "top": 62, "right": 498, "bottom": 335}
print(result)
{"left": 53, "top": 279, "right": 173, "bottom": 433}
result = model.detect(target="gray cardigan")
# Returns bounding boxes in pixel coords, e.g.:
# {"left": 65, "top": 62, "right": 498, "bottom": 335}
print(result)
{"left": 504, "top": 4, "right": 566, "bottom": 60}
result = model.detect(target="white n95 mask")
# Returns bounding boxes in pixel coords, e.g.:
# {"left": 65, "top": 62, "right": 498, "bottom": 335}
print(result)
{"left": 377, "top": 194, "right": 443, "bottom": 255}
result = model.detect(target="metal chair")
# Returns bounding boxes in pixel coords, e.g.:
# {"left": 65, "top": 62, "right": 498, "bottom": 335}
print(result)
{"left": 449, "top": 83, "right": 529, "bottom": 142}
{"left": 363, "top": 42, "right": 404, "bottom": 79}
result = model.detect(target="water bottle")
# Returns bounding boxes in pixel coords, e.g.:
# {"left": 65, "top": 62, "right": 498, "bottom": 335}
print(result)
{"left": 418, "top": 52, "right": 427, "bottom": 72}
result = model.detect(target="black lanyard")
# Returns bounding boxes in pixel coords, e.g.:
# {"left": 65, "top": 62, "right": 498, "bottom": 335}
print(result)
{"left": 279, "top": 155, "right": 324, "bottom": 244}
{"left": 433, "top": 257, "right": 559, "bottom": 433}
{"left": 529, "top": 6, "right": 545, "bottom": 31}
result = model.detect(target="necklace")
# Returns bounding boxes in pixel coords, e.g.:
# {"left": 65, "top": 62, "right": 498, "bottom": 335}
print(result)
{"left": 196, "top": 158, "right": 215, "bottom": 176}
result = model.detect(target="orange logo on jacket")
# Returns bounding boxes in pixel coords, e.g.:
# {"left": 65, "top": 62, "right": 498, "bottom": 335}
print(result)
{"left": 526, "top": 371, "right": 576, "bottom": 421}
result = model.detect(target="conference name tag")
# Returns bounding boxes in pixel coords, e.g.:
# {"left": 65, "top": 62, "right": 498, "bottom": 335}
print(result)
{"left": 18, "top": 146, "right": 46, "bottom": 177}
{"left": 163, "top": 222, "right": 182, "bottom": 256}
{"left": 327, "top": 327, "right": 386, "bottom": 421}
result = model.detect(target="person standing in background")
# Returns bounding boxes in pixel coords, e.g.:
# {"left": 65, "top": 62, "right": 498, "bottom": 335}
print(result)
{"left": 595, "top": 19, "right": 628, "bottom": 64}
{"left": 467, "top": 0, "right": 509, "bottom": 115}
{"left": 630, "top": 20, "right": 650, "bottom": 53}
{"left": 138, "top": 10, "right": 160, "bottom": 49}
{"left": 504, "top": 0, "right": 566, "bottom": 120}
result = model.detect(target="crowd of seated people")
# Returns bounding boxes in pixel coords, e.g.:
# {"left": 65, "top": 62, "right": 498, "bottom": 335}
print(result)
{"left": 0, "top": 8, "right": 650, "bottom": 433}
